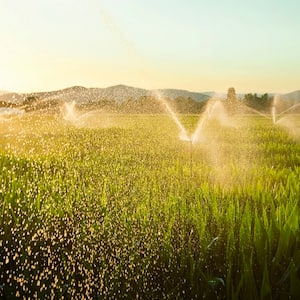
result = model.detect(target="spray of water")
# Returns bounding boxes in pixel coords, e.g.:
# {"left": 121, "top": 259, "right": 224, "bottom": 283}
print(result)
{"left": 239, "top": 94, "right": 300, "bottom": 141}
{"left": 61, "top": 101, "right": 81, "bottom": 125}
{"left": 191, "top": 99, "right": 237, "bottom": 143}
{"left": 270, "top": 95, "right": 300, "bottom": 139}
{"left": 272, "top": 94, "right": 300, "bottom": 121}
{"left": 191, "top": 115, "right": 207, "bottom": 144}
{"left": 277, "top": 102, "right": 300, "bottom": 116}
{"left": 154, "top": 95, "right": 238, "bottom": 145}
{"left": 61, "top": 101, "right": 95, "bottom": 128}
{"left": 271, "top": 106, "right": 276, "bottom": 124}
{"left": 238, "top": 100, "right": 300, "bottom": 142}
{"left": 154, "top": 92, "right": 189, "bottom": 141}
{"left": 0, "top": 107, "right": 25, "bottom": 119}
{"left": 241, "top": 104, "right": 272, "bottom": 120}
{"left": 276, "top": 116, "right": 300, "bottom": 140}
{"left": 60, "top": 101, "right": 115, "bottom": 129}
{"left": 153, "top": 92, "right": 229, "bottom": 144}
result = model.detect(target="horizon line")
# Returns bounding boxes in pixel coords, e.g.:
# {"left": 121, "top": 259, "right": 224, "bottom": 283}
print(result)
{"left": 1, "top": 84, "right": 299, "bottom": 96}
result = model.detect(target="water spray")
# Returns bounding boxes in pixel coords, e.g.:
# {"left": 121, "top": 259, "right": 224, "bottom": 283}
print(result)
{"left": 159, "top": 100, "right": 189, "bottom": 141}
{"left": 155, "top": 94, "right": 216, "bottom": 177}
{"left": 271, "top": 106, "right": 276, "bottom": 124}
{"left": 271, "top": 101, "right": 300, "bottom": 125}
{"left": 277, "top": 102, "right": 300, "bottom": 117}
{"left": 242, "top": 104, "right": 273, "bottom": 120}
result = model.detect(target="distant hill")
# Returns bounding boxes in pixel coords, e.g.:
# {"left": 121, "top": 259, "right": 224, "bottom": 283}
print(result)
{"left": 34, "top": 85, "right": 210, "bottom": 104}
{"left": 0, "top": 90, "right": 10, "bottom": 96}
{"left": 156, "top": 89, "right": 209, "bottom": 102}
{"left": 0, "top": 85, "right": 210, "bottom": 105}
{"left": 0, "top": 92, "right": 26, "bottom": 103}
{"left": 0, "top": 85, "right": 299, "bottom": 114}
{"left": 280, "top": 90, "right": 300, "bottom": 103}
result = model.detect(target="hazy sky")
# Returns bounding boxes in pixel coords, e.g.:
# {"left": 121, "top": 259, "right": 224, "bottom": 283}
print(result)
{"left": 0, "top": 0, "right": 299, "bottom": 93}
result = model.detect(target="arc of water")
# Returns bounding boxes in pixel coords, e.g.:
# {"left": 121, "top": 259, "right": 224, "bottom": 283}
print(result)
{"left": 206, "top": 101, "right": 218, "bottom": 118}
{"left": 155, "top": 92, "right": 218, "bottom": 144}
{"left": 155, "top": 93, "right": 190, "bottom": 141}
{"left": 271, "top": 106, "right": 276, "bottom": 124}
{"left": 191, "top": 115, "right": 207, "bottom": 144}
{"left": 242, "top": 104, "right": 273, "bottom": 120}
{"left": 277, "top": 102, "right": 300, "bottom": 116}
{"left": 189, "top": 101, "right": 221, "bottom": 143}
{"left": 164, "top": 102, "right": 190, "bottom": 141}
{"left": 63, "top": 101, "right": 78, "bottom": 122}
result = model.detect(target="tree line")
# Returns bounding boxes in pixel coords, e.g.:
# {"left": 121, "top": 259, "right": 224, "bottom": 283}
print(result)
{"left": 242, "top": 93, "right": 273, "bottom": 111}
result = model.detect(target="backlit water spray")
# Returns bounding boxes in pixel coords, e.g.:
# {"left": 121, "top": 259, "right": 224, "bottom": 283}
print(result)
{"left": 154, "top": 92, "right": 189, "bottom": 141}
{"left": 277, "top": 102, "right": 300, "bottom": 117}
{"left": 242, "top": 104, "right": 273, "bottom": 120}
{"left": 271, "top": 96, "right": 300, "bottom": 139}
{"left": 154, "top": 93, "right": 228, "bottom": 176}
{"left": 272, "top": 106, "right": 276, "bottom": 124}
{"left": 62, "top": 101, "right": 80, "bottom": 124}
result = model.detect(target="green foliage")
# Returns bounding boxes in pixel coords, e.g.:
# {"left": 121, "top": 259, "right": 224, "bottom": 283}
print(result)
{"left": 243, "top": 93, "right": 273, "bottom": 111}
{"left": 0, "top": 114, "right": 299, "bottom": 299}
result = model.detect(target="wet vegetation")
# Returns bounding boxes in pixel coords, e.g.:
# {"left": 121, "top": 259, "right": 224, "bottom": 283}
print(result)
{"left": 0, "top": 113, "right": 299, "bottom": 299}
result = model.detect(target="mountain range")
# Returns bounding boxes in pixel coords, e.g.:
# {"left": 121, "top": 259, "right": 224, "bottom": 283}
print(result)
{"left": 0, "top": 85, "right": 300, "bottom": 109}
{"left": 0, "top": 85, "right": 211, "bottom": 104}
{"left": 280, "top": 90, "right": 300, "bottom": 102}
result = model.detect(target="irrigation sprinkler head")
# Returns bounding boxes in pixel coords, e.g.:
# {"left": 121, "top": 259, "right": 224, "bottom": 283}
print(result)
{"left": 179, "top": 131, "right": 190, "bottom": 142}
{"left": 180, "top": 134, "right": 195, "bottom": 146}
{"left": 180, "top": 132, "right": 200, "bottom": 145}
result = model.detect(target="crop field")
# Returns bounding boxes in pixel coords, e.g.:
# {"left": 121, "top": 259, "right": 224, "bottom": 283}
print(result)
{"left": 0, "top": 112, "right": 299, "bottom": 299}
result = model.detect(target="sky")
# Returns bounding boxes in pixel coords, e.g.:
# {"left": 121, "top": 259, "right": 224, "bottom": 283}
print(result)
{"left": 0, "top": 0, "right": 299, "bottom": 94}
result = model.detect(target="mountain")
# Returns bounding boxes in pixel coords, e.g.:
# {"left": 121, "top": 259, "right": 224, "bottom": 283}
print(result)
{"left": 0, "top": 85, "right": 210, "bottom": 104}
{"left": 280, "top": 90, "right": 300, "bottom": 103}
{"left": 156, "top": 89, "right": 209, "bottom": 102}
{"left": 0, "top": 90, "right": 10, "bottom": 96}
{"left": 35, "top": 85, "right": 210, "bottom": 103}
{"left": 1, "top": 86, "right": 300, "bottom": 112}
{"left": 0, "top": 92, "right": 26, "bottom": 104}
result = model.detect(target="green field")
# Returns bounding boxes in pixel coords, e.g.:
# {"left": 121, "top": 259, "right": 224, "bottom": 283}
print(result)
{"left": 0, "top": 113, "right": 299, "bottom": 299}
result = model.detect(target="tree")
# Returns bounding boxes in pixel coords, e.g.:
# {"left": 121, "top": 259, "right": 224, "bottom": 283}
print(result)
{"left": 227, "top": 87, "right": 237, "bottom": 103}
{"left": 24, "top": 96, "right": 38, "bottom": 105}
{"left": 242, "top": 93, "right": 272, "bottom": 111}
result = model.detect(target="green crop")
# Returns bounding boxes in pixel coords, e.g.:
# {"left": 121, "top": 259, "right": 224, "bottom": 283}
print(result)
{"left": 0, "top": 114, "right": 299, "bottom": 299}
